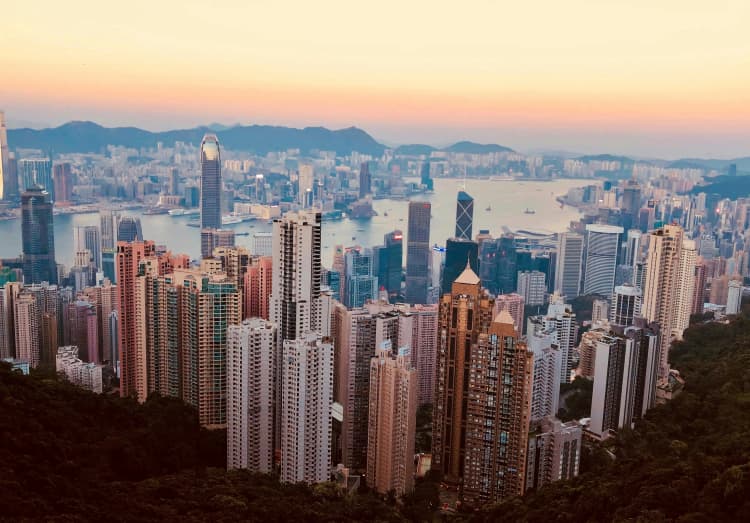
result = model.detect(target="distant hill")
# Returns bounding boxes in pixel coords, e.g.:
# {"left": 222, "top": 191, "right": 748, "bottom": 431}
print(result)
{"left": 673, "top": 157, "right": 750, "bottom": 173}
{"left": 689, "top": 174, "right": 750, "bottom": 198}
{"left": 394, "top": 144, "right": 436, "bottom": 156}
{"left": 443, "top": 141, "right": 514, "bottom": 154}
{"left": 8, "top": 121, "right": 386, "bottom": 156}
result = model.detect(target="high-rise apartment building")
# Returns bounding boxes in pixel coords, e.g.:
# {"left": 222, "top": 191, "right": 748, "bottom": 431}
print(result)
{"left": 227, "top": 318, "right": 277, "bottom": 472}
{"left": 493, "top": 293, "right": 525, "bottom": 335}
{"left": 201, "top": 228, "right": 235, "bottom": 259}
{"left": 583, "top": 224, "right": 623, "bottom": 298}
{"left": 74, "top": 225, "right": 101, "bottom": 271}
{"left": 528, "top": 295, "right": 578, "bottom": 386}
{"left": 462, "top": 310, "right": 533, "bottom": 505}
{"left": 21, "top": 186, "right": 57, "bottom": 285}
{"left": 13, "top": 293, "right": 40, "bottom": 368}
{"left": 270, "top": 210, "right": 324, "bottom": 343}
{"left": 526, "top": 417, "right": 582, "bottom": 491}
{"left": 243, "top": 256, "right": 272, "bottom": 319}
{"left": 200, "top": 134, "right": 222, "bottom": 230}
{"left": 432, "top": 264, "right": 495, "bottom": 487}
{"left": 0, "top": 283, "right": 21, "bottom": 359}
{"left": 526, "top": 323, "right": 563, "bottom": 422}
{"left": 554, "top": 232, "right": 583, "bottom": 299}
{"left": 589, "top": 324, "right": 659, "bottom": 439}
{"left": 611, "top": 284, "right": 641, "bottom": 326}
{"left": 405, "top": 201, "right": 431, "bottom": 304}
{"left": 455, "top": 191, "right": 474, "bottom": 241}
{"left": 691, "top": 261, "right": 707, "bottom": 314}
{"left": 366, "top": 343, "right": 417, "bottom": 497}
{"left": 642, "top": 225, "right": 696, "bottom": 379}
{"left": 280, "top": 332, "right": 334, "bottom": 484}
{"left": 344, "top": 247, "right": 378, "bottom": 308}
{"left": 405, "top": 304, "right": 439, "bottom": 406}
{"left": 726, "top": 279, "right": 743, "bottom": 315}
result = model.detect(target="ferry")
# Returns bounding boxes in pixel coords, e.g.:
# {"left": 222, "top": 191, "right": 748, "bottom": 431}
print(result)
{"left": 168, "top": 209, "right": 186, "bottom": 216}
{"left": 524, "top": 208, "right": 536, "bottom": 214}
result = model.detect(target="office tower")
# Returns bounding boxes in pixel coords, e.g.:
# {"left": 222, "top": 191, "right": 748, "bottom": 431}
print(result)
{"left": 480, "top": 235, "right": 518, "bottom": 295}
{"left": 358, "top": 162, "right": 371, "bottom": 199}
{"left": 280, "top": 332, "right": 333, "bottom": 484}
{"left": 169, "top": 168, "right": 180, "bottom": 195}
{"left": 21, "top": 186, "right": 57, "bottom": 285}
{"left": 66, "top": 300, "right": 98, "bottom": 363}
{"left": 53, "top": 163, "right": 73, "bottom": 204}
{"left": 201, "top": 228, "right": 235, "bottom": 258}
{"left": 227, "top": 318, "right": 277, "bottom": 472}
{"left": 462, "top": 310, "right": 533, "bottom": 505}
{"left": 583, "top": 225, "right": 623, "bottom": 298}
{"left": 526, "top": 324, "right": 563, "bottom": 422}
{"left": 517, "top": 270, "right": 546, "bottom": 306}
{"left": 374, "top": 230, "right": 403, "bottom": 303}
{"left": 243, "top": 256, "right": 272, "bottom": 319}
{"left": 642, "top": 225, "right": 696, "bottom": 379}
{"left": 270, "top": 211, "right": 323, "bottom": 343}
{"left": 101, "top": 250, "right": 116, "bottom": 283}
{"left": 344, "top": 247, "right": 378, "bottom": 308}
{"left": 591, "top": 298, "right": 610, "bottom": 324}
{"left": 589, "top": 325, "right": 659, "bottom": 439}
{"left": 611, "top": 284, "right": 641, "bottom": 326}
{"left": 0, "top": 111, "right": 9, "bottom": 200}
{"left": 73, "top": 225, "right": 101, "bottom": 270}
{"left": 554, "top": 233, "right": 583, "bottom": 299}
{"left": 405, "top": 202, "right": 431, "bottom": 304}
{"left": 366, "top": 343, "right": 417, "bottom": 496}
{"left": 526, "top": 417, "right": 582, "bottom": 492}
{"left": 420, "top": 161, "right": 433, "bottom": 190}
{"left": 624, "top": 229, "right": 642, "bottom": 268}
{"left": 432, "top": 264, "right": 495, "bottom": 486}
{"left": 117, "top": 216, "right": 143, "bottom": 242}
{"left": 441, "top": 238, "right": 479, "bottom": 296}
{"left": 455, "top": 190, "right": 474, "bottom": 240}
{"left": 252, "top": 232, "right": 273, "bottom": 257}
{"left": 297, "top": 163, "right": 314, "bottom": 207}
{"left": 200, "top": 134, "right": 222, "bottom": 230}
{"left": 726, "top": 279, "right": 743, "bottom": 315}
{"left": 18, "top": 158, "right": 53, "bottom": 197}
{"left": 99, "top": 210, "right": 119, "bottom": 250}
{"left": 493, "top": 293, "right": 524, "bottom": 335}
{"left": 322, "top": 268, "right": 341, "bottom": 302}
{"left": 14, "top": 293, "right": 40, "bottom": 368}
{"left": 116, "top": 240, "right": 156, "bottom": 400}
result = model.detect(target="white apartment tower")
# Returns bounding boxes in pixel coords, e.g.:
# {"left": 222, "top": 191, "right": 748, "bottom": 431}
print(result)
{"left": 554, "top": 232, "right": 584, "bottom": 299}
{"left": 280, "top": 332, "right": 334, "bottom": 484}
{"left": 227, "top": 318, "right": 277, "bottom": 473}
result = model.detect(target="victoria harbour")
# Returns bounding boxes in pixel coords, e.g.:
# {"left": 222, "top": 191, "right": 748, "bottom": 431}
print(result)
{"left": 0, "top": 178, "right": 584, "bottom": 268}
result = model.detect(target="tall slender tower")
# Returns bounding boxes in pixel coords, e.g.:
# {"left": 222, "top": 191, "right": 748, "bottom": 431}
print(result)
{"left": 405, "top": 201, "right": 431, "bottom": 304}
{"left": 227, "top": 318, "right": 277, "bottom": 472}
{"left": 200, "top": 134, "right": 222, "bottom": 230}
{"left": 0, "top": 110, "right": 9, "bottom": 201}
{"left": 358, "top": 162, "right": 371, "bottom": 199}
{"left": 583, "top": 224, "right": 623, "bottom": 298}
{"left": 367, "top": 343, "right": 417, "bottom": 497}
{"left": 455, "top": 190, "right": 474, "bottom": 240}
{"left": 642, "top": 224, "right": 696, "bottom": 379}
{"left": 21, "top": 186, "right": 57, "bottom": 285}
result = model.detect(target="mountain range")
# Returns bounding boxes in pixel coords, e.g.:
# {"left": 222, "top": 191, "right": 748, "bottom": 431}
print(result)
{"left": 7, "top": 121, "right": 516, "bottom": 158}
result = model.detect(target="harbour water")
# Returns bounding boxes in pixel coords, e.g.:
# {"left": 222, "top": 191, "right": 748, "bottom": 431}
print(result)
{"left": 0, "top": 178, "right": 586, "bottom": 268}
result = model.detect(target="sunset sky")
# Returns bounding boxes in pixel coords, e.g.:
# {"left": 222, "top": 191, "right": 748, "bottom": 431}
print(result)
{"left": 2, "top": 1, "right": 749, "bottom": 158}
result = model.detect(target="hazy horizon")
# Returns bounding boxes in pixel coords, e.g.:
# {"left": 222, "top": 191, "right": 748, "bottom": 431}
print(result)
{"left": 3, "top": 1, "right": 749, "bottom": 159}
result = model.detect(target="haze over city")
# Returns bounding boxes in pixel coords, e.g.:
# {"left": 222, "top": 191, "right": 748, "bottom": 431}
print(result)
{"left": 3, "top": 0, "right": 750, "bottom": 158}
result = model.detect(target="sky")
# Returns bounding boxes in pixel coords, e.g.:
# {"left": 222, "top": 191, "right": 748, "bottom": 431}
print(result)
{"left": 2, "top": 0, "right": 749, "bottom": 159}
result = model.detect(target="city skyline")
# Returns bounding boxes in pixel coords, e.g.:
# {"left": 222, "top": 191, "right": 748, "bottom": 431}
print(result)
{"left": 2, "top": 2, "right": 750, "bottom": 158}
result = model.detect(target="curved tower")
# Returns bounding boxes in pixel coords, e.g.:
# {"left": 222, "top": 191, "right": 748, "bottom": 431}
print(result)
{"left": 200, "top": 134, "right": 222, "bottom": 230}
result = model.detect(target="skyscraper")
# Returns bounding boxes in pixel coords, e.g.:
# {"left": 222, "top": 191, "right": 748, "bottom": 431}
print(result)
{"left": 201, "top": 228, "right": 235, "bottom": 258}
{"left": 200, "top": 134, "right": 222, "bottom": 230}
{"left": 14, "top": 293, "right": 40, "bottom": 368}
{"left": 367, "top": 343, "right": 417, "bottom": 497}
{"left": 358, "top": 162, "right": 371, "bottom": 199}
{"left": 18, "top": 158, "right": 53, "bottom": 197}
{"left": 0, "top": 110, "right": 11, "bottom": 201}
{"left": 441, "top": 238, "right": 479, "bottom": 296}
{"left": 554, "top": 232, "right": 583, "bottom": 299}
{"left": 432, "top": 264, "right": 495, "bottom": 488}
{"left": 280, "top": 332, "right": 334, "bottom": 484}
{"left": 462, "top": 310, "right": 533, "bottom": 505}
{"left": 100, "top": 209, "right": 119, "bottom": 250}
{"left": 726, "top": 279, "right": 743, "bottom": 315}
{"left": 117, "top": 216, "right": 143, "bottom": 243}
{"left": 21, "top": 186, "right": 57, "bottom": 285}
{"left": 74, "top": 225, "right": 101, "bottom": 271}
{"left": 227, "top": 318, "right": 277, "bottom": 472}
{"left": 343, "top": 247, "right": 378, "bottom": 308}
{"left": 480, "top": 234, "right": 518, "bottom": 295}
{"left": 583, "top": 224, "right": 623, "bottom": 298}
{"left": 611, "top": 284, "right": 641, "bottom": 326}
{"left": 493, "top": 293, "right": 525, "bottom": 335}
{"left": 374, "top": 230, "right": 403, "bottom": 303}
{"left": 405, "top": 201, "right": 431, "bottom": 304}
{"left": 642, "top": 225, "right": 696, "bottom": 379}
{"left": 455, "top": 190, "right": 474, "bottom": 240}
{"left": 517, "top": 270, "right": 546, "bottom": 306}
{"left": 243, "top": 256, "right": 273, "bottom": 320}
{"left": 53, "top": 163, "right": 73, "bottom": 205}
{"left": 270, "top": 210, "right": 324, "bottom": 343}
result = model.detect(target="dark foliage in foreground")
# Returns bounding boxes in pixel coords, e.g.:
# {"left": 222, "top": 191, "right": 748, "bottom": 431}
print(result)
{"left": 473, "top": 315, "right": 750, "bottom": 522}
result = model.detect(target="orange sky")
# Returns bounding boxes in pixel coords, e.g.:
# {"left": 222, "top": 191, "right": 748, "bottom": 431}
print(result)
{"left": 2, "top": 1, "right": 749, "bottom": 157}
